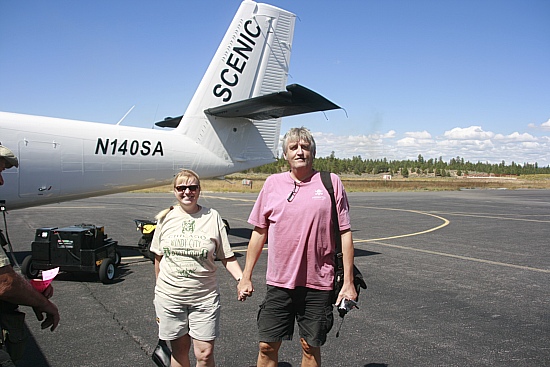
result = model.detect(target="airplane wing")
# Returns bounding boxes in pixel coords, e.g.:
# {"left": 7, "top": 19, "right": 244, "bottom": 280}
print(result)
{"left": 203, "top": 84, "right": 340, "bottom": 120}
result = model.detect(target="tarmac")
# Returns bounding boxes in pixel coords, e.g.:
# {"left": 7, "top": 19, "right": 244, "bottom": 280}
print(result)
{"left": 3, "top": 189, "right": 549, "bottom": 367}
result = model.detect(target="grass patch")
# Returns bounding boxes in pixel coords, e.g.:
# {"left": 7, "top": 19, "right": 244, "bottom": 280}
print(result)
{"left": 134, "top": 173, "right": 550, "bottom": 193}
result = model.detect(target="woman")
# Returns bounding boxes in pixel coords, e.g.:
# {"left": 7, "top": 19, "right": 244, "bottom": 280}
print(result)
{"left": 151, "top": 169, "right": 243, "bottom": 367}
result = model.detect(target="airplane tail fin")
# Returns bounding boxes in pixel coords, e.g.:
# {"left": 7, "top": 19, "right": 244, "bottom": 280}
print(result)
{"left": 176, "top": 0, "right": 296, "bottom": 167}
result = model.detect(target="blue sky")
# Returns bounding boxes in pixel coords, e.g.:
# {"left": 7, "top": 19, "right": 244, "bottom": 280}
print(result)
{"left": 1, "top": 0, "right": 549, "bottom": 166}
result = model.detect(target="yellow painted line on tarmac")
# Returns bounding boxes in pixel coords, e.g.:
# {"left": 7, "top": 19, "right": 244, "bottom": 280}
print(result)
{"left": 430, "top": 211, "right": 550, "bottom": 223}
{"left": 204, "top": 199, "right": 451, "bottom": 242}
{"left": 349, "top": 207, "right": 549, "bottom": 273}
{"left": 31, "top": 206, "right": 107, "bottom": 209}
{"left": 205, "top": 201, "right": 452, "bottom": 252}
{"left": 365, "top": 240, "right": 550, "bottom": 274}
{"left": 232, "top": 246, "right": 267, "bottom": 253}
{"left": 232, "top": 208, "right": 450, "bottom": 254}
{"left": 201, "top": 195, "right": 256, "bottom": 203}
{"left": 353, "top": 207, "right": 450, "bottom": 242}
{"left": 122, "top": 255, "right": 148, "bottom": 261}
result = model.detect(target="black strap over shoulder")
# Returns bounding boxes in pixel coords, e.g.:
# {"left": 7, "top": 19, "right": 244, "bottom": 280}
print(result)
{"left": 320, "top": 171, "right": 333, "bottom": 194}
{"left": 320, "top": 171, "right": 343, "bottom": 272}
{"left": 321, "top": 172, "right": 366, "bottom": 336}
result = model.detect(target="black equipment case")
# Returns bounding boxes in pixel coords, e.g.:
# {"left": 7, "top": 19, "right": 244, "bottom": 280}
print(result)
{"left": 22, "top": 224, "right": 119, "bottom": 283}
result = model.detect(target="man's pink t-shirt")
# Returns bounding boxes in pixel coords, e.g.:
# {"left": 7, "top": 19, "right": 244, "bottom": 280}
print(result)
{"left": 248, "top": 171, "right": 351, "bottom": 290}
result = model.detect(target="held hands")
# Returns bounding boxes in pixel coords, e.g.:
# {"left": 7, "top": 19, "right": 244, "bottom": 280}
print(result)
{"left": 237, "top": 278, "right": 254, "bottom": 302}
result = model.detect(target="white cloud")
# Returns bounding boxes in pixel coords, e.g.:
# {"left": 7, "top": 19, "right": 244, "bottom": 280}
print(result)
{"left": 397, "top": 137, "right": 418, "bottom": 147}
{"left": 494, "top": 132, "right": 536, "bottom": 142}
{"left": 443, "top": 126, "right": 494, "bottom": 140}
{"left": 528, "top": 118, "right": 550, "bottom": 131}
{"left": 405, "top": 130, "right": 431, "bottom": 139}
{"left": 521, "top": 141, "right": 539, "bottom": 149}
{"left": 309, "top": 125, "right": 550, "bottom": 167}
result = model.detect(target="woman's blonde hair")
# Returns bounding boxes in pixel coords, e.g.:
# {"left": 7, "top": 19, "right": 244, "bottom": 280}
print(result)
{"left": 155, "top": 169, "right": 201, "bottom": 221}
{"left": 172, "top": 169, "right": 201, "bottom": 189}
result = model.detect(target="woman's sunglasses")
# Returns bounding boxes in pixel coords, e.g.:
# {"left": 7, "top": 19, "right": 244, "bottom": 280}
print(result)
{"left": 175, "top": 184, "right": 199, "bottom": 192}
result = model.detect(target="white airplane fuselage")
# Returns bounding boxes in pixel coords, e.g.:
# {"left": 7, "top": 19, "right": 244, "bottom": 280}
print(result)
{"left": 1, "top": 111, "right": 256, "bottom": 210}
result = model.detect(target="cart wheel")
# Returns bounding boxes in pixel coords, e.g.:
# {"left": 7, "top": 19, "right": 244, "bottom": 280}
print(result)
{"left": 99, "top": 258, "right": 116, "bottom": 284}
{"left": 115, "top": 250, "right": 122, "bottom": 266}
{"left": 146, "top": 248, "right": 155, "bottom": 263}
{"left": 22, "top": 255, "right": 40, "bottom": 279}
{"left": 139, "top": 237, "right": 155, "bottom": 262}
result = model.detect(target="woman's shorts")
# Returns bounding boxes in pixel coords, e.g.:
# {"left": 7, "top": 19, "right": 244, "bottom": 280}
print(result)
{"left": 257, "top": 285, "right": 334, "bottom": 347}
{"left": 154, "top": 294, "right": 220, "bottom": 341}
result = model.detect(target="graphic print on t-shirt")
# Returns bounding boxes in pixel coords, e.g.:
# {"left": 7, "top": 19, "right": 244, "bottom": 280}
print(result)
{"left": 162, "top": 219, "right": 210, "bottom": 278}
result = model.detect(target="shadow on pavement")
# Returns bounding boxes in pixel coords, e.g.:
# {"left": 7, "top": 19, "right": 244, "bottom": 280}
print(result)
{"left": 14, "top": 325, "right": 51, "bottom": 367}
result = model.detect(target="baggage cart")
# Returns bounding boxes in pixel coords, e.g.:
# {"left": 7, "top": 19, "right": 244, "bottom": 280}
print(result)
{"left": 21, "top": 224, "right": 120, "bottom": 284}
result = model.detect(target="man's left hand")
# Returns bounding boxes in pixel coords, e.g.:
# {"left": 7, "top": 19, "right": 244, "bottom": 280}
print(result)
{"left": 336, "top": 282, "right": 358, "bottom": 306}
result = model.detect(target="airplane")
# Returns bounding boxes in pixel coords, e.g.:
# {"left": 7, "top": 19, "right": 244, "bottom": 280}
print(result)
{"left": 0, "top": 0, "right": 340, "bottom": 211}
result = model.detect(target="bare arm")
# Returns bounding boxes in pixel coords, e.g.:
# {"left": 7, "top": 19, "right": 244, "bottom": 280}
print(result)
{"left": 221, "top": 256, "right": 243, "bottom": 282}
{"left": 154, "top": 254, "right": 162, "bottom": 280}
{"left": 0, "top": 265, "right": 60, "bottom": 331}
{"left": 335, "top": 229, "right": 358, "bottom": 305}
{"left": 237, "top": 226, "right": 267, "bottom": 301}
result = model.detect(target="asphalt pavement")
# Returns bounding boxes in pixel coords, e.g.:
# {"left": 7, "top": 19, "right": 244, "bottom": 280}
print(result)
{"left": 3, "top": 189, "right": 549, "bottom": 367}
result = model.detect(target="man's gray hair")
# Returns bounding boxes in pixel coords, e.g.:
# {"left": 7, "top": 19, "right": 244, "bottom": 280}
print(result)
{"left": 281, "top": 127, "right": 316, "bottom": 157}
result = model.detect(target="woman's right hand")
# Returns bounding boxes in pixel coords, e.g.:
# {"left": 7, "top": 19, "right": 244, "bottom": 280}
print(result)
{"left": 237, "top": 278, "right": 254, "bottom": 301}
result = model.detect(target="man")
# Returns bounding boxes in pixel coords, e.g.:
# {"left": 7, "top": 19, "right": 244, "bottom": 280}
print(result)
{"left": 0, "top": 145, "right": 60, "bottom": 366}
{"left": 0, "top": 146, "right": 19, "bottom": 186}
{"left": 237, "top": 127, "right": 357, "bottom": 367}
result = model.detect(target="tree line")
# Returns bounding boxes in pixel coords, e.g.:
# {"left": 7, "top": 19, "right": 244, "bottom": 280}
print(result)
{"left": 247, "top": 153, "right": 550, "bottom": 177}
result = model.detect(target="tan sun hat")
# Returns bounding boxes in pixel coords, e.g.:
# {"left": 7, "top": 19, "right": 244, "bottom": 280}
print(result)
{"left": 0, "top": 145, "right": 19, "bottom": 168}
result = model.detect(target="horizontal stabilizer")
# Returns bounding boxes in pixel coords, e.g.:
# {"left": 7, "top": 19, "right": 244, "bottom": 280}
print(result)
{"left": 155, "top": 115, "right": 182, "bottom": 128}
{"left": 204, "top": 84, "right": 340, "bottom": 120}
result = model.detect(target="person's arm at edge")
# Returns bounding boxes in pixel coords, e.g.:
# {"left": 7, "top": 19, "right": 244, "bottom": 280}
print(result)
{"left": 221, "top": 256, "right": 243, "bottom": 282}
{"left": 237, "top": 226, "right": 267, "bottom": 301}
{"left": 154, "top": 254, "right": 162, "bottom": 280}
{"left": 336, "top": 229, "right": 358, "bottom": 305}
{"left": 0, "top": 265, "right": 60, "bottom": 331}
